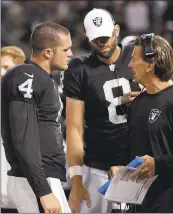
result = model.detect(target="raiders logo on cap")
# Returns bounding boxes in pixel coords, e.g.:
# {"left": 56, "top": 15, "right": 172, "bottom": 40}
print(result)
{"left": 92, "top": 17, "right": 102, "bottom": 27}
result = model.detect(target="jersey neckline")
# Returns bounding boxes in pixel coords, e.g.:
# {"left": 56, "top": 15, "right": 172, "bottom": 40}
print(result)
{"left": 144, "top": 85, "right": 173, "bottom": 97}
{"left": 24, "top": 60, "right": 51, "bottom": 78}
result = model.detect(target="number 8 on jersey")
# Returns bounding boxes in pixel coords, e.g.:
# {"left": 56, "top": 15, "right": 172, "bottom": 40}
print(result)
{"left": 103, "top": 78, "right": 131, "bottom": 124}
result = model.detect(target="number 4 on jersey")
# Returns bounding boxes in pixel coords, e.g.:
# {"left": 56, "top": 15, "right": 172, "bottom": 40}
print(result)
{"left": 18, "top": 79, "right": 33, "bottom": 98}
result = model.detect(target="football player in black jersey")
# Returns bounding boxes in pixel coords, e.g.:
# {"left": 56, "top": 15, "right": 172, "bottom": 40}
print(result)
{"left": 111, "top": 34, "right": 173, "bottom": 212}
{"left": 1, "top": 21, "right": 73, "bottom": 213}
{"left": 64, "top": 9, "right": 140, "bottom": 213}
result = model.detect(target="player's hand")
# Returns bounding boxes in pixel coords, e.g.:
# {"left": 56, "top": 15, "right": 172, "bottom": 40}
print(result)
{"left": 40, "top": 193, "right": 62, "bottom": 213}
{"left": 108, "top": 166, "right": 121, "bottom": 179}
{"left": 124, "top": 91, "right": 141, "bottom": 103}
{"left": 130, "top": 155, "right": 155, "bottom": 182}
{"left": 68, "top": 183, "right": 91, "bottom": 213}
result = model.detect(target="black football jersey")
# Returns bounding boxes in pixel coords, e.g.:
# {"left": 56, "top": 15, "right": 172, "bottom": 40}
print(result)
{"left": 64, "top": 44, "right": 140, "bottom": 170}
{"left": 1, "top": 60, "right": 66, "bottom": 197}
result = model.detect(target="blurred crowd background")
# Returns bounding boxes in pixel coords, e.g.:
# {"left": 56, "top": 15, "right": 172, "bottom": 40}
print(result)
{"left": 1, "top": 0, "right": 173, "bottom": 58}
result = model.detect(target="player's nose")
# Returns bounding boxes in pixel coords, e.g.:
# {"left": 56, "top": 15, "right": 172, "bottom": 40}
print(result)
{"left": 97, "top": 37, "right": 109, "bottom": 46}
{"left": 68, "top": 49, "right": 73, "bottom": 57}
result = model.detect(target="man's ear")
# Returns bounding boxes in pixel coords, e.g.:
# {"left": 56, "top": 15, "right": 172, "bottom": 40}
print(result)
{"left": 43, "top": 48, "right": 53, "bottom": 60}
{"left": 114, "top": 24, "right": 120, "bottom": 38}
{"left": 146, "top": 63, "right": 155, "bottom": 73}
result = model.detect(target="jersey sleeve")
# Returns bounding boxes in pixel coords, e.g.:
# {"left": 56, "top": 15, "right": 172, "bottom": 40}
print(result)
{"left": 9, "top": 101, "right": 52, "bottom": 197}
{"left": 5, "top": 67, "right": 52, "bottom": 197}
{"left": 7, "top": 66, "right": 43, "bottom": 105}
{"left": 154, "top": 103, "right": 173, "bottom": 187}
{"left": 63, "top": 58, "right": 85, "bottom": 101}
{"left": 155, "top": 155, "right": 173, "bottom": 187}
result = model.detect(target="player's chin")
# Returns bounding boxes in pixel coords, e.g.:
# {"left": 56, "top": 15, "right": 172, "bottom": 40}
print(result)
{"left": 60, "top": 64, "right": 68, "bottom": 71}
{"left": 99, "top": 50, "right": 112, "bottom": 58}
{"left": 99, "top": 52, "right": 111, "bottom": 59}
{"left": 134, "top": 76, "right": 140, "bottom": 84}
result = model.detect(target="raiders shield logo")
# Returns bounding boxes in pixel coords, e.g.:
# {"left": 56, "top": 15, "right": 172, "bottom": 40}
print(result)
{"left": 149, "top": 109, "right": 161, "bottom": 123}
{"left": 92, "top": 17, "right": 102, "bottom": 27}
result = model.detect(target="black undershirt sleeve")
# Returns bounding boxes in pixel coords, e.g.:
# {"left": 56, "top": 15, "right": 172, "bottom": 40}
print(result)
{"left": 155, "top": 155, "right": 173, "bottom": 186}
{"left": 155, "top": 103, "right": 173, "bottom": 187}
{"left": 9, "top": 100, "right": 52, "bottom": 197}
{"left": 63, "top": 58, "right": 85, "bottom": 101}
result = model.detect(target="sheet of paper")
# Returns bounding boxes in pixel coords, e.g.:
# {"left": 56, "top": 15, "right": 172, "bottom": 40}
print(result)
{"left": 104, "top": 166, "right": 157, "bottom": 204}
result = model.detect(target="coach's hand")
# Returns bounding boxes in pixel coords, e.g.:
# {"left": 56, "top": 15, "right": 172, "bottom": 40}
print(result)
{"left": 68, "top": 182, "right": 91, "bottom": 213}
{"left": 124, "top": 91, "right": 141, "bottom": 103}
{"left": 40, "top": 193, "right": 62, "bottom": 213}
{"left": 108, "top": 166, "right": 121, "bottom": 179}
{"left": 131, "top": 155, "right": 155, "bottom": 182}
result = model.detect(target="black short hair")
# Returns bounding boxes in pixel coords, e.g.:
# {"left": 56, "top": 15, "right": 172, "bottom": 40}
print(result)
{"left": 30, "top": 21, "right": 69, "bottom": 56}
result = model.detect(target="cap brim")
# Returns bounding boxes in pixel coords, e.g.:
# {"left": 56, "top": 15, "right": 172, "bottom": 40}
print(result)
{"left": 88, "top": 31, "right": 113, "bottom": 41}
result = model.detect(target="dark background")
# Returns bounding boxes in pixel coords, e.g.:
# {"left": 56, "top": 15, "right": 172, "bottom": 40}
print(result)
{"left": 2, "top": 0, "right": 173, "bottom": 57}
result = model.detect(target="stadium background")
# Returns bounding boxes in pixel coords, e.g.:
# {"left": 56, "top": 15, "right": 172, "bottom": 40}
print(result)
{"left": 2, "top": 0, "right": 173, "bottom": 57}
